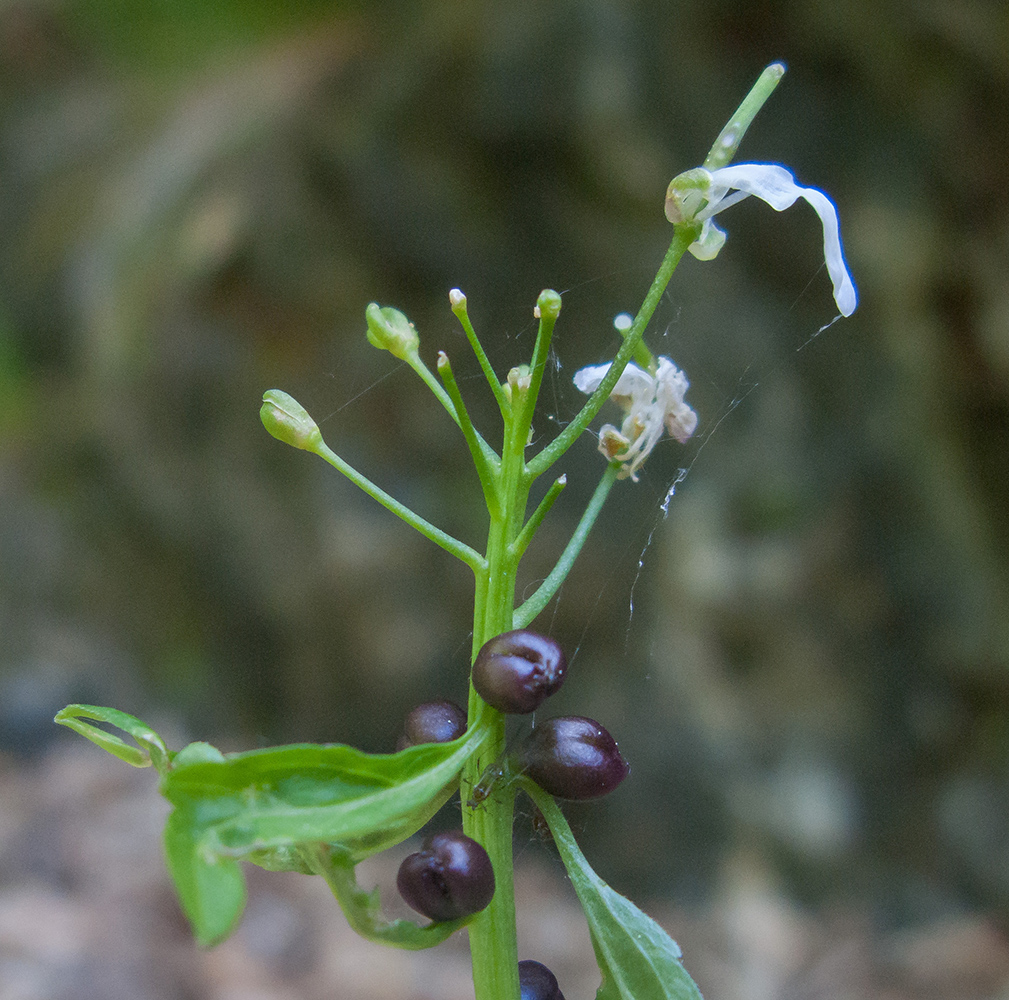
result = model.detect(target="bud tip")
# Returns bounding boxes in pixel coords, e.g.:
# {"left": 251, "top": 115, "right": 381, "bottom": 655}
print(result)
{"left": 536, "top": 289, "right": 562, "bottom": 321}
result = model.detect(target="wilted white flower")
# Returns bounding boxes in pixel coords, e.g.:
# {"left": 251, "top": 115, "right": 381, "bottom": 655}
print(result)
{"left": 665, "top": 163, "right": 857, "bottom": 317}
{"left": 574, "top": 357, "right": 697, "bottom": 481}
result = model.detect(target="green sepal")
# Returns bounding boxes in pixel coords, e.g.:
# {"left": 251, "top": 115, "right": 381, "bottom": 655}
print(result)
{"left": 523, "top": 781, "right": 704, "bottom": 1000}
{"left": 54, "top": 704, "right": 172, "bottom": 776}
{"left": 301, "top": 844, "right": 469, "bottom": 949}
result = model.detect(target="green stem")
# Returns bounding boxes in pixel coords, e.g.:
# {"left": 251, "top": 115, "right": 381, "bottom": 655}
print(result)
{"left": 511, "top": 475, "right": 566, "bottom": 562}
{"left": 513, "top": 463, "right": 619, "bottom": 630}
{"left": 451, "top": 292, "right": 512, "bottom": 418}
{"left": 513, "top": 291, "right": 561, "bottom": 449}
{"left": 312, "top": 439, "right": 486, "bottom": 573}
{"left": 703, "top": 62, "right": 785, "bottom": 170}
{"left": 405, "top": 349, "right": 501, "bottom": 469}
{"left": 463, "top": 348, "right": 535, "bottom": 1000}
{"left": 438, "top": 352, "right": 502, "bottom": 517}
{"left": 525, "top": 223, "right": 700, "bottom": 480}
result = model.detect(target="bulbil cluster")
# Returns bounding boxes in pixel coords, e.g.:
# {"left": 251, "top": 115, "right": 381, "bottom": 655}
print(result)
{"left": 471, "top": 628, "right": 628, "bottom": 800}
{"left": 395, "top": 629, "right": 626, "bottom": 925}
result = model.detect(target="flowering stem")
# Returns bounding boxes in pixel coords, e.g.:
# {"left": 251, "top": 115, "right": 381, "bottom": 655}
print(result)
{"left": 511, "top": 475, "right": 566, "bottom": 562}
{"left": 451, "top": 291, "right": 513, "bottom": 419}
{"left": 404, "top": 348, "right": 501, "bottom": 468}
{"left": 311, "top": 438, "right": 486, "bottom": 573}
{"left": 525, "top": 222, "right": 700, "bottom": 480}
{"left": 463, "top": 372, "right": 532, "bottom": 1000}
{"left": 703, "top": 61, "right": 785, "bottom": 170}
{"left": 513, "top": 463, "right": 619, "bottom": 629}
{"left": 438, "top": 352, "right": 503, "bottom": 517}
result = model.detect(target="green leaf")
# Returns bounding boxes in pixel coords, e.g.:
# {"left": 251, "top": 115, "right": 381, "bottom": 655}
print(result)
{"left": 159, "top": 730, "right": 484, "bottom": 945}
{"left": 523, "top": 781, "right": 704, "bottom": 1000}
{"left": 54, "top": 704, "right": 172, "bottom": 776}
{"left": 163, "top": 734, "right": 480, "bottom": 860}
{"left": 164, "top": 807, "right": 246, "bottom": 946}
{"left": 300, "top": 844, "right": 468, "bottom": 950}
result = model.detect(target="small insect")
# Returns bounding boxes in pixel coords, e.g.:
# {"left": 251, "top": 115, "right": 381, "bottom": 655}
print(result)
{"left": 466, "top": 752, "right": 512, "bottom": 810}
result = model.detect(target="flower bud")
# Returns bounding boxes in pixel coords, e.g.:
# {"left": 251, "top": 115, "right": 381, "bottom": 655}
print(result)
{"left": 516, "top": 716, "right": 628, "bottom": 800}
{"left": 397, "top": 830, "right": 495, "bottom": 922}
{"left": 534, "top": 289, "right": 562, "bottom": 321}
{"left": 365, "top": 302, "right": 420, "bottom": 360}
{"left": 519, "top": 960, "right": 566, "bottom": 1000}
{"left": 397, "top": 700, "right": 467, "bottom": 750}
{"left": 472, "top": 630, "right": 567, "bottom": 715}
{"left": 260, "top": 390, "right": 322, "bottom": 451}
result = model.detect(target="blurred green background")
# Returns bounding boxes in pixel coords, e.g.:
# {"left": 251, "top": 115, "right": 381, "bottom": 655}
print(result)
{"left": 1, "top": 0, "right": 1007, "bottom": 929}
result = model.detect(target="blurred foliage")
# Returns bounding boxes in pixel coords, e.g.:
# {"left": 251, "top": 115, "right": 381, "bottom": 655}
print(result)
{"left": 1, "top": 0, "right": 1008, "bottom": 925}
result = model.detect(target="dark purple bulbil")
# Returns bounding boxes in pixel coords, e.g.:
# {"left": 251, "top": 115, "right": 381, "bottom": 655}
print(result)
{"left": 396, "top": 830, "right": 495, "bottom": 922}
{"left": 471, "top": 630, "right": 567, "bottom": 714}
{"left": 519, "top": 959, "right": 566, "bottom": 1000}
{"left": 397, "top": 700, "right": 467, "bottom": 750}
{"left": 516, "top": 716, "right": 628, "bottom": 800}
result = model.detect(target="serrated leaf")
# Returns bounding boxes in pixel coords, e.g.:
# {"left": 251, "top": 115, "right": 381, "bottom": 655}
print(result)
{"left": 523, "top": 781, "right": 704, "bottom": 1000}
{"left": 54, "top": 704, "right": 172, "bottom": 775}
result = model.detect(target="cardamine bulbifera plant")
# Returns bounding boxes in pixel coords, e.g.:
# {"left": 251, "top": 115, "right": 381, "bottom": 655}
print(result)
{"left": 57, "top": 62, "right": 856, "bottom": 1000}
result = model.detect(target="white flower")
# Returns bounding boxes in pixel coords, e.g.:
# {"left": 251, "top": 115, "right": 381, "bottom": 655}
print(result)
{"left": 665, "top": 163, "right": 857, "bottom": 317}
{"left": 574, "top": 357, "right": 697, "bottom": 481}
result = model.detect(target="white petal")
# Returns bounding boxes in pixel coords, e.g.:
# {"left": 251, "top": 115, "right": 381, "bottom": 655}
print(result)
{"left": 573, "top": 363, "right": 611, "bottom": 394}
{"left": 707, "top": 164, "right": 858, "bottom": 317}
{"left": 654, "top": 356, "right": 688, "bottom": 393}
{"left": 798, "top": 186, "right": 858, "bottom": 317}
{"left": 654, "top": 358, "right": 698, "bottom": 443}
{"left": 708, "top": 163, "right": 802, "bottom": 211}
{"left": 610, "top": 362, "right": 653, "bottom": 398}
{"left": 688, "top": 219, "right": 727, "bottom": 261}
{"left": 665, "top": 404, "right": 698, "bottom": 444}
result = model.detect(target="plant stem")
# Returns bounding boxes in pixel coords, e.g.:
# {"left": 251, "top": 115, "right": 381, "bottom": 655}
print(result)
{"left": 513, "top": 463, "right": 620, "bottom": 630}
{"left": 451, "top": 292, "right": 512, "bottom": 418}
{"left": 461, "top": 226, "right": 697, "bottom": 1000}
{"left": 312, "top": 439, "right": 486, "bottom": 572}
{"left": 463, "top": 353, "right": 536, "bottom": 1000}
{"left": 511, "top": 475, "right": 566, "bottom": 562}
{"left": 438, "top": 351, "right": 502, "bottom": 517}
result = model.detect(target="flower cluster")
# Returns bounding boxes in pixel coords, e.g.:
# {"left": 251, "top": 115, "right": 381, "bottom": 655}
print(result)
{"left": 573, "top": 357, "right": 698, "bottom": 481}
